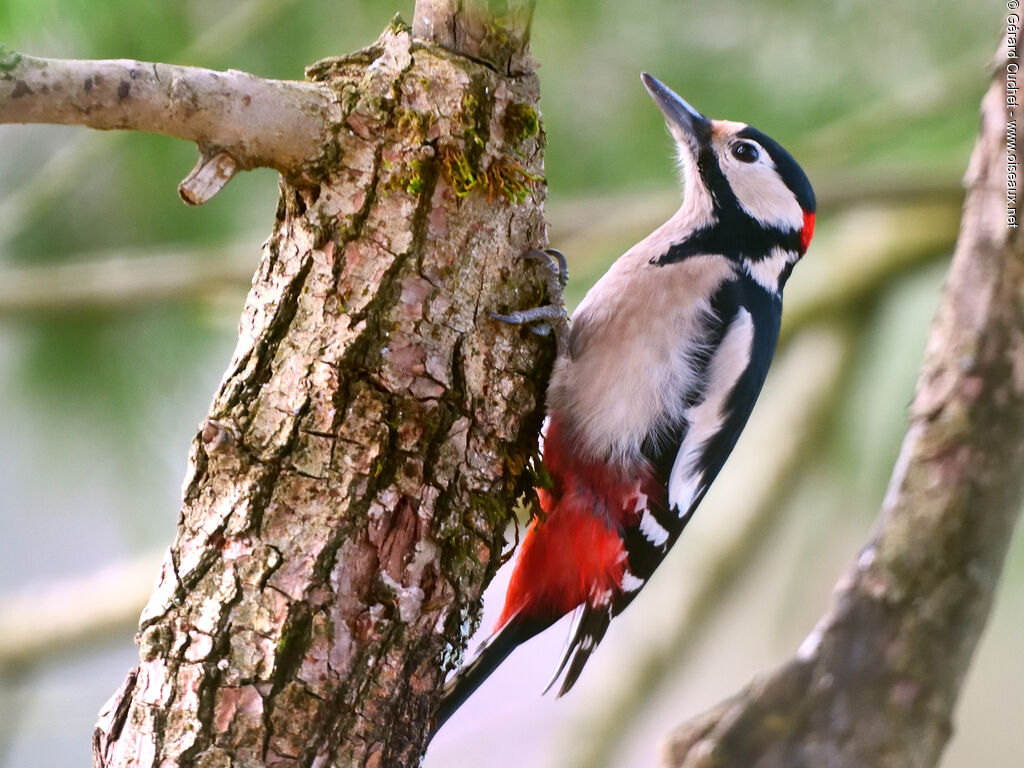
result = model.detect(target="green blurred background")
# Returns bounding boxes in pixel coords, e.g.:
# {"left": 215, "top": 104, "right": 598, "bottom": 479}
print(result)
{"left": 0, "top": 1, "right": 1018, "bottom": 766}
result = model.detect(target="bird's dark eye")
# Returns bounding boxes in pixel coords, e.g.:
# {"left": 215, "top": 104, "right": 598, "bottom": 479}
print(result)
{"left": 731, "top": 142, "right": 759, "bottom": 163}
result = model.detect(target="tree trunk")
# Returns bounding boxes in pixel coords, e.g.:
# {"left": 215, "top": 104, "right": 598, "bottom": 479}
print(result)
{"left": 92, "top": 7, "right": 551, "bottom": 767}
{"left": 662, "top": 35, "right": 1024, "bottom": 768}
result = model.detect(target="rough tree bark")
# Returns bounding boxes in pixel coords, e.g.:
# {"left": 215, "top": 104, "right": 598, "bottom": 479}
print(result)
{"left": 10, "top": 3, "right": 553, "bottom": 767}
{"left": 662, "top": 37, "right": 1024, "bottom": 768}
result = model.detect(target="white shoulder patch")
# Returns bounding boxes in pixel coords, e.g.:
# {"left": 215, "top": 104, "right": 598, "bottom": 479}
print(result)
{"left": 743, "top": 247, "right": 797, "bottom": 294}
{"left": 668, "top": 308, "right": 755, "bottom": 515}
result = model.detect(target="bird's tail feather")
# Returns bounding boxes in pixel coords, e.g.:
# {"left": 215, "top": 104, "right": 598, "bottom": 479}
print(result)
{"left": 431, "top": 613, "right": 552, "bottom": 737}
{"left": 544, "top": 601, "right": 613, "bottom": 697}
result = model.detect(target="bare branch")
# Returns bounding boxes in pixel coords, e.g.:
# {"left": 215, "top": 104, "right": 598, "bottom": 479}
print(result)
{"left": 663, "top": 38, "right": 1024, "bottom": 768}
{"left": 0, "top": 51, "right": 334, "bottom": 177}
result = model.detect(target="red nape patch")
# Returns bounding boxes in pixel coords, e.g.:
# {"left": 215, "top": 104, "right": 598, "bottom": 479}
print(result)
{"left": 800, "top": 210, "right": 816, "bottom": 254}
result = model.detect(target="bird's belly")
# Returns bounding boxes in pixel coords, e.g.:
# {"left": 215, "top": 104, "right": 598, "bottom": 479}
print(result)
{"left": 551, "top": 315, "right": 705, "bottom": 462}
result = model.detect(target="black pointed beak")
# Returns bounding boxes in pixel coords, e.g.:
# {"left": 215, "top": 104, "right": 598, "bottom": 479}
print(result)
{"left": 641, "top": 73, "right": 712, "bottom": 153}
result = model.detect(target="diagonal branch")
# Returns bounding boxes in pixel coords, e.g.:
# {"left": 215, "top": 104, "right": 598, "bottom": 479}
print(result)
{"left": 0, "top": 189, "right": 955, "bottom": 317}
{"left": 663, "top": 38, "right": 1024, "bottom": 768}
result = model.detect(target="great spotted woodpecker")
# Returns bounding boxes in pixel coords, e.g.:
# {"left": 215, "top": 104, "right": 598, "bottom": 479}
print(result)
{"left": 433, "top": 73, "right": 816, "bottom": 733}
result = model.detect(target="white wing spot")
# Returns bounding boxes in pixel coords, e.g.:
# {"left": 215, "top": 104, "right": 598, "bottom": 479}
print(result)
{"left": 539, "top": 416, "right": 551, "bottom": 448}
{"left": 620, "top": 570, "right": 645, "bottom": 593}
{"left": 639, "top": 509, "right": 669, "bottom": 547}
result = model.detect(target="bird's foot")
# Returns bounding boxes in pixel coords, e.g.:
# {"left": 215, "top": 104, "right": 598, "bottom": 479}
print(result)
{"left": 490, "top": 247, "right": 570, "bottom": 351}
{"left": 489, "top": 304, "right": 567, "bottom": 337}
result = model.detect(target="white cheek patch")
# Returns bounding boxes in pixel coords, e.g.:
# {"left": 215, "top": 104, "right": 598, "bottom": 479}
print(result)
{"left": 723, "top": 153, "right": 804, "bottom": 232}
{"left": 668, "top": 308, "right": 754, "bottom": 515}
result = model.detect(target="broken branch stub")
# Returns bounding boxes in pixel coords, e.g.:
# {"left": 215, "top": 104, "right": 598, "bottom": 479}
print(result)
{"left": 179, "top": 150, "right": 240, "bottom": 206}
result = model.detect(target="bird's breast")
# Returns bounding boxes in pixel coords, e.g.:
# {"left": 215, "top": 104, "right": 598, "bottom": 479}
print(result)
{"left": 548, "top": 255, "right": 735, "bottom": 464}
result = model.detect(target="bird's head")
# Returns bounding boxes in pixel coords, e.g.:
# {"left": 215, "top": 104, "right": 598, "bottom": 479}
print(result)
{"left": 641, "top": 73, "right": 816, "bottom": 275}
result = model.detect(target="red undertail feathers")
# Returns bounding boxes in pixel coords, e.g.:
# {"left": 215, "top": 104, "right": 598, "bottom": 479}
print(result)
{"left": 496, "top": 416, "right": 652, "bottom": 630}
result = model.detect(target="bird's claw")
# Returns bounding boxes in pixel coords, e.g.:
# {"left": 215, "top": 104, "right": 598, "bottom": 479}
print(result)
{"left": 489, "top": 305, "right": 568, "bottom": 337}
{"left": 490, "top": 247, "right": 571, "bottom": 353}
{"left": 524, "top": 248, "right": 569, "bottom": 289}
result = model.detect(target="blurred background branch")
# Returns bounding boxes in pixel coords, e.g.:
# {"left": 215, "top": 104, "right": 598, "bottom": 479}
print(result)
{"left": 0, "top": 247, "right": 253, "bottom": 317}
{"left": 0, "top": 550, "right": 162, "bottom": 671}
{"left": 0, "top": 176, "right": 958, "bottom": 317}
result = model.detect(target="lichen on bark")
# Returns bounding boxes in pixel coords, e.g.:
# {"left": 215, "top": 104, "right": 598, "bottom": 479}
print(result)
{"left": 94, "top": 21, "right": 553, "bottom": 768}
